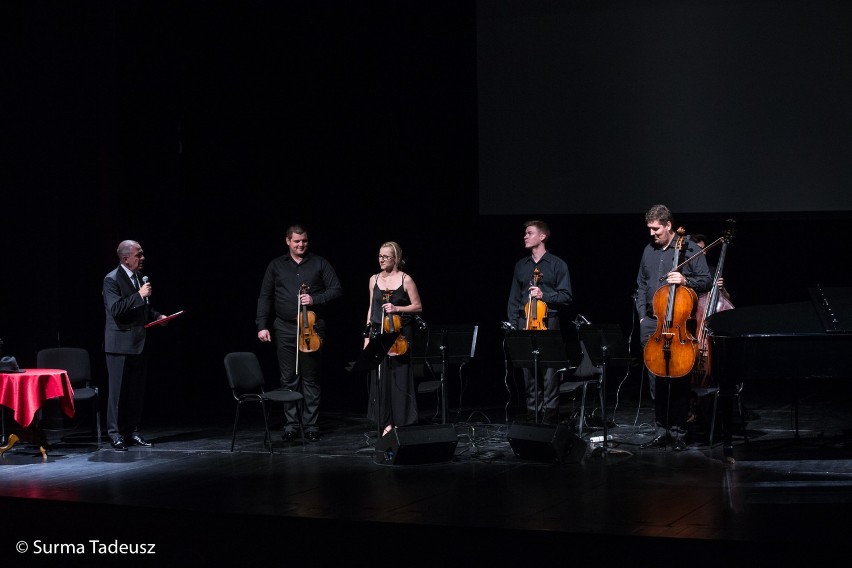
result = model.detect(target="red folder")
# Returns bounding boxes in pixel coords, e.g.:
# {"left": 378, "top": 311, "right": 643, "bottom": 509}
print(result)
{"left": 145, "top": 310, "right": 185, "bottom": 328}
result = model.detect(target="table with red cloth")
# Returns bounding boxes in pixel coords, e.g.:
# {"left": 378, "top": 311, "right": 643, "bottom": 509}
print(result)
{"left": 0, "top": 368, "right": 76, "bottom": 456}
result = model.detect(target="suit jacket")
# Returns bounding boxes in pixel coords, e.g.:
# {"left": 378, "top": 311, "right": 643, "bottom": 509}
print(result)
{"left": 103, "top": 266, "right": 161, "bottom": 355}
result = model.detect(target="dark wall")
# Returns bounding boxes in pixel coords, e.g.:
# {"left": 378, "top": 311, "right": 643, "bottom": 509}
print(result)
{"left": 3, "top": 2, "right": 851, "bottom": 426}
{"left": 478, "top": 0, "right": 852, "bottom": 215}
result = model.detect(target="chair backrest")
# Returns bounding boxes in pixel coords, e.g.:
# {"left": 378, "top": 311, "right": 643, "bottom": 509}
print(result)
{"left": 36, "top": 347, "right": 92, "bottom": 388}
{"left": 224, "top": 352, "right": 265, "bottom": 394}
{"left": 571, "top": 340, "right": 602, "bottom": 379}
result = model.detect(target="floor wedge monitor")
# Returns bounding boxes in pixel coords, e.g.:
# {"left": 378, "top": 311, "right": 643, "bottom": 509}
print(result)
{"left": 375, "top": 424, "right": 459, "bottom": 465}
{"left": 507, "top": 423, "right": 587, "bottom": 464}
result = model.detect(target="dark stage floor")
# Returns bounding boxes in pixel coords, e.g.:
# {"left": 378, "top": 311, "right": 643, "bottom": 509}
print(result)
{"left": 2, "top": 379, "right": 852, "bottom": 566}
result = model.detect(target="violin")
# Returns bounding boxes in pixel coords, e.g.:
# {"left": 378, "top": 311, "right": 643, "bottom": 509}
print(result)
{"left": 381, "top": 289, "right": 409, "bottom": 357}
{"left": 692, "top": 225, "right": 736, "bottom": 387}
{"left": 524, "top": 267, "right": 548, "bottom": 330}
{"left": 297, "top": 283, "right": 321, "bottom": 353}
{"left": 643, "top": 228, "right": 699, "bottom": 378}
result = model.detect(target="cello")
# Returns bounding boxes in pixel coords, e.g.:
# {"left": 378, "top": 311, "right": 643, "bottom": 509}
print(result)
{"left": 692, "top": 226, "right": 735, "bottom": 387}
{"left": 524, "top": 267, "right": 548, "bottom": 330}
{"left": 643, "top": 228, "right": 699, "bottom": 378}
{"left": 381, "top": 289, "right": 409, "bottom": 357}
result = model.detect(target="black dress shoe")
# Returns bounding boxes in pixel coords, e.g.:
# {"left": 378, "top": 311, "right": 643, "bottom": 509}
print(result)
{"left": 130, "top": 434, "right": 152, "bottom": 447}
{"left": 305, "top": 431, "right": 320, "bottom": 441}
{"left": 639, "top": 433, "right": 671, "bottom": 449}
{"left": 281, "top": 430, "right": 299, "bottom": 443}
{"left": 110, "top": 437, "right": 128, "bottom": 451}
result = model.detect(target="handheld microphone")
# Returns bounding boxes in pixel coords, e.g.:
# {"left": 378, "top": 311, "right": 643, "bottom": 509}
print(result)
{"left": 142, "top": 276, "right": 149, "bottom": 304}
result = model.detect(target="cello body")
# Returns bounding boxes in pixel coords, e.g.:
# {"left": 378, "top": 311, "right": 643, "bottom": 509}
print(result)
{"left": 692, "top": 228, "right": 735, "bottom": 386}
{"left": 643, "top": 284, "right": 699, "bottom": 378}
{"left": 643, "top": 229, "right": 699, "bottom": 378}
{"left": 692, "top": 291, "right": 734, "bottom": 385}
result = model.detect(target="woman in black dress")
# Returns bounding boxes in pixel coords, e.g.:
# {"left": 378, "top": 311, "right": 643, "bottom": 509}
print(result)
{"left": 364, "top": 241, "right": 423, "bottom": 436}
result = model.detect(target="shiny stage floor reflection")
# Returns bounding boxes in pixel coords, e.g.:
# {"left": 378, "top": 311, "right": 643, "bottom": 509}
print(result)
{"left": 2, "top": 380, "right": 852, "bottom": 566}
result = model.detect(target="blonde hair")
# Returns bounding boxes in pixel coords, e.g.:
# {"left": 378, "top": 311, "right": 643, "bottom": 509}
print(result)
{"left": 380, "top": 241, "right": 406, "bottom": 269}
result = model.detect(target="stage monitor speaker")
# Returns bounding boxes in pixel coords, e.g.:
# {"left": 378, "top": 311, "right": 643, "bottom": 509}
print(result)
{"left": 375, "top": 424, "right": 459, "bottom": 465}
{"left": 507, "top": 423, "right": 587, "bottom": 464}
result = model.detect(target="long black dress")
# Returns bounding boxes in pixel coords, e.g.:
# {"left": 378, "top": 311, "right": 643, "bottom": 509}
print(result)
{"left": 366, "top": 275, "right": 418, "bottom": 429}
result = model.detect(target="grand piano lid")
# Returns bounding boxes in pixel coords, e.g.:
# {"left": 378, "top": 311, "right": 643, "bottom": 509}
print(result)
{"left": 706, "top": 286, "right": 852, "bottom": 338}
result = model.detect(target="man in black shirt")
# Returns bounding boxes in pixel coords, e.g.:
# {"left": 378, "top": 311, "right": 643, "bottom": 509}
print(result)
{"left": 635, "top": 205, "right": 711, "bottom": 450}
{"left": 507, "top": 220, "right": 573, "bottom": 424}
{"left": 257, "top": 224, "right": 342, "bottom": 441}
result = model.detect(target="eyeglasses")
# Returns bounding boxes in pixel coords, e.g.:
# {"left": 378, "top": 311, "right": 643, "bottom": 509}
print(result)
{"left": 377, "top": 255, "right": 395, "bottom": 261}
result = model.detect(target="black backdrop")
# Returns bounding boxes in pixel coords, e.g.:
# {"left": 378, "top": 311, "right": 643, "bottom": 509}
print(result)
{"left": 477, "top": 0, "right": 852, "bottom": 215}
{"left": 3, "top": 1, "right": 851, "bottom": 426}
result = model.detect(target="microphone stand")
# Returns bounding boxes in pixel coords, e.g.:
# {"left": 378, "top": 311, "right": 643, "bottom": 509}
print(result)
{"left": 532, "top": 344, "right": 541, "bottom": 424}
{"left": 438, "top": 331, "right": 449, "bottom": 424}
{"left": 589, "top": 327, "right": 632, "bottom": 458}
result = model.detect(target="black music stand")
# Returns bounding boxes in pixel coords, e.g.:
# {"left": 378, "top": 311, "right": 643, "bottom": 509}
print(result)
{"left": 417, "top": 324, "right": 478, "bottom": 424}
{"left": 349, "top": 333, "right": 400, "bottom": 441}
{"left": 578, "top": 324, "right": 633, "bottom": 457}
{"left": 505, "top": 331, "right": 577, "bottom": 424}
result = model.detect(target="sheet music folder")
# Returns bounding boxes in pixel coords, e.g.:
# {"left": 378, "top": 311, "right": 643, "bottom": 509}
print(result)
{"left": 347, "top": 333, "right": 400, "bottom": 374}
{"left": 577, "top": 324, "right": 631, "bottom": 364}
{"left": 416, "top": 324, "right": 479, "bottom": 363}
{"left": 504, "top": 330, "right": 580, "bottom": 368}
{"left": 144, "top": 310, "right": 185, "bottom": 328}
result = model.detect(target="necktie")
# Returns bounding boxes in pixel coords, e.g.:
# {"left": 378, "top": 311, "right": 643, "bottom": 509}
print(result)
{"left": 132, "top": 273, "right": 140, "bottom": 290}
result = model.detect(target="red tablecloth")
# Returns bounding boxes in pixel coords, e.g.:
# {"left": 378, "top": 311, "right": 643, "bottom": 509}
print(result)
{"left": 0, "top": 368, "right": 76, "bottom": 428}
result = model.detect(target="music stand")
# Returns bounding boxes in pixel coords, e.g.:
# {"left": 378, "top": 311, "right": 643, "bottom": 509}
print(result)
{"left": 578, "top": 324, "right": 632, "bottom": 457}
{"left": 505, "top": 331, "right": 577, "bottom": 424}
{"left": 348, "top": 333, "right": 400, "bottom": 441}
{"left": 418, "top": 324, "right": 478, "bottom": 424}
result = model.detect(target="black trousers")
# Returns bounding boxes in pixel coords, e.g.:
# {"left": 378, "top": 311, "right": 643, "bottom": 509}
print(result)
{"left": 516, "top": 314, "right": 560, "bottom": 412}
{"left": 640, "top": 317, "right": 690, "bottom": 430}
{"left": 273, "top": 318, "right": 322, "bottom": 432}
{"left": 105, "top": 351, "right": 148, "bottom": 439}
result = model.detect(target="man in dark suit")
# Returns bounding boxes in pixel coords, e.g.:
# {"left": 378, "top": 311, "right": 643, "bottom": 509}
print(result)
{"left": 103, "top": 240, "right": 165, "bottom": 451}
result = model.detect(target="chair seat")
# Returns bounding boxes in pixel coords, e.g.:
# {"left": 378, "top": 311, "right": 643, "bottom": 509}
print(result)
{"left": 265, "top": 388, "right": 304, "bottom": 403}
{"left": 417, "top": 380, "right": 441, "bottom": 394}
{"left": 691, "top": 387, "right": 718, "bottom": 398}
{"left": 558, "top": 381, "right": 588, "bottom": 394}
{"left": 71, "top": 387, "right": 98, "bottom": 401}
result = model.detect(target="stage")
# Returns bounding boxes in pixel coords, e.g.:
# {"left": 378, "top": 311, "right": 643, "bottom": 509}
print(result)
{"left": 2, "top": 379, "right": 852, "bottom": 566}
